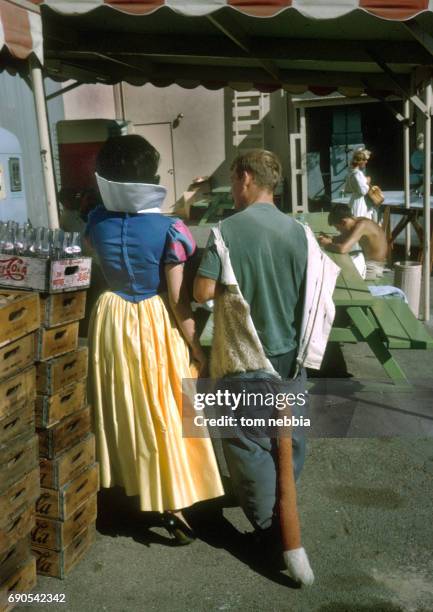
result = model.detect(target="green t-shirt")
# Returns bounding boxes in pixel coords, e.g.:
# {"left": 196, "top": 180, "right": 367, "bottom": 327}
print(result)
{"left": 198, "top": 203, "right": 307, "bottom": 356}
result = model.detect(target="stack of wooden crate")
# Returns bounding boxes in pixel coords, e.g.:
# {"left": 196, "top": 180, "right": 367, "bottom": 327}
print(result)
{"left": 31, "top": 290, "right": 98, "bottom": 580}
{"left": 0, "top": 292, "right": 40, "bottom": 611}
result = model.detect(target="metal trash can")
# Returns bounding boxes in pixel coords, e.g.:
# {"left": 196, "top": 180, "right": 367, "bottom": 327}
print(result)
{"left": 394, "top": 261, "right": 422, "bottom": 318}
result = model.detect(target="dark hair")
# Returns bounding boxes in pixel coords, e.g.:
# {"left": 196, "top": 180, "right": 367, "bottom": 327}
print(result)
{"left": 58, "top": 187, "right": 81, "bottom": 210}
{"left": 328, "top": 204, "right": 354, "bottom": 225}
{"left": 230, "top": 149, "right": 282, "bottom": 192}
{"left": 96, "top": 135, "right": 160, "bottom": 183}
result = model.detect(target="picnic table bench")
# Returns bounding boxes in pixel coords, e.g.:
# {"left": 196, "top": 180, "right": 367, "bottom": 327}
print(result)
{"left": 370, "top": 298, "right": 433, "bottom": 350}
{"left": 189, "top": 212, "right": 433, "bottom": 384}
{"left": 326, "top": 252, "right": 433, "bottom": 382}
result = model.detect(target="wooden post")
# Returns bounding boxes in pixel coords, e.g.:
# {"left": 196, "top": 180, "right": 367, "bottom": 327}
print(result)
{"left": 288, "top": 95, "right": 298, "bottom": 212}
{"left": 299, "top": 107, "right": 308, "bottom": 212}
{"left": 422, "top": 81, "right": 431, "bottom": 322}
{"left": 30, "top": 58, "right": 59, "bottom": 229}
{"left": 403, "top": 99, "right": 411, "bottom": 257}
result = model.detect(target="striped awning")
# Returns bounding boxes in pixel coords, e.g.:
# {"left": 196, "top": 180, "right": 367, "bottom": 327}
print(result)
{"left": 31, "top": 1, "right": 433, "bottom": 20}
{"left": 31, "top": 1, "right": 433, "bottom": 92}
{"left": 0, "top": 0, "right": 43, "bottom": 67}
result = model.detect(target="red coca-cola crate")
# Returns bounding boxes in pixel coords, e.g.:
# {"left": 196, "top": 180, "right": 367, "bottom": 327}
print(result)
{"left": 0, "top": 256, "right": 92, "bottom": 293}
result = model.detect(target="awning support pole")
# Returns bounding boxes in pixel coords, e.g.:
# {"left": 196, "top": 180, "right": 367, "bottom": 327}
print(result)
{"left": 422, "top": 81, "right": 431, "bottom": 321}
{"left": 30, "top": 59, "right": 59, "bottom": 229}
{"left": 367, "top": 49, "right": 429, "bottom": 116}
{"left": 368, "top": 91, "right": 412, "bottom": 125}
{"left": 45, "top": 81, "right": 82, "bottom": 101}
{"left": 206, "top": 14, "right": 280, "bottom": 82}
{"left": 403, "top": 99, "right": 411, "bottom": 257}
{"left": 404, "top": 21, "right": 433, "bottom": 59}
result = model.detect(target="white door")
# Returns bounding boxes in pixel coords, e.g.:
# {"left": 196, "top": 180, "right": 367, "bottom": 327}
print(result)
{"left": 133, "top": 123, "right": 176, "bottom": 213}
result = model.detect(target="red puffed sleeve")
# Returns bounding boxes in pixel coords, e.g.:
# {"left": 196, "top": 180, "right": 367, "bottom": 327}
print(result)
{"left": 164, "top": 219, "right": 196, "bottom": 264}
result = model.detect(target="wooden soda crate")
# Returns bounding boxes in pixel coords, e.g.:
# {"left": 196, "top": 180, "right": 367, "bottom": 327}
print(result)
{"left": 0, "top": 434, "right": 38, "bottom": 495}
{"left": 0, "top": 505, "right": 35, "bottom": 555}
{"left": 0, "top": 333, "right": 35, "bottom": 383}
{"left": 39, "top": 434, "right": 95, "bottom": 490}
{"left": 35, "top": 463, "right": 98, "bottom": 521}
{"left": 31, "top": 495, "right": 97, "bottom": 551}
{"left": 0, "top": 292, "right": 40, "bottom": 350}
{"left": 36, "top": 381, "right": 86, "bottom": 429}
{"left": 0, "top": 468, "right": 40, "bottom": 531}
{"left": 0, "top": 403, "right": 34, "bottom": 447}
{"left": 0, "top": 556, "right": 36, "bottom": 612}
{"left": 36, "top": 346, "right": 88, "bottom": 395}
{"left": 38, "top": 406, "right": 92, "bottom": 459}
{"left": 0, "top": 367, "right": 35, "bottom": 421}
{"left": 0, "top": 256, "right": 91, "bottom": 293}
{"left": 35, "top": 322, "right": 78, "bottom": 362}
{"left": 0, "top": 536, "right": 30, "bottom": 586}
{"left": 40, "top": 291, "right": 87, "bottom": 328}
{"left": 32, "top": 523, "right": 95, "bottom": 579}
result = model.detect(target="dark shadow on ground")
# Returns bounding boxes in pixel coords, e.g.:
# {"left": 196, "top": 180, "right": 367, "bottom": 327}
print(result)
{"left": 96, "top": 487, "right": 176, "bottom": 548}
{"left": 96, "top": 486, "right": 300, "bottom": 589}
{"left": 184, "top": 500, "right": 301, "bottom": 589}
{"left": 317, "top": 604, "right": 406, "bottom": 612}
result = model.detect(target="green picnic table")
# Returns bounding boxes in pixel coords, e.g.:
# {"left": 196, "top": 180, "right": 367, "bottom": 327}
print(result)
{"left": 305, "top": 212, "right": 433, "bottom": 382}
{"left": 189, "top": 212, "right": 433, "bottom": 384}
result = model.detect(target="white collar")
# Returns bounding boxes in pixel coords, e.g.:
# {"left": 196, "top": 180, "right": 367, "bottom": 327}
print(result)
{"left": 137, "top": 208, "right": 161, "bottom": 214}
{"left": 96, "top": 173, "right": 167, "bottom": 213}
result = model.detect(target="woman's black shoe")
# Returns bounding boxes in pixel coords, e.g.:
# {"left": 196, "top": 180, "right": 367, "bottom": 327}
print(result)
{"left": 161, "top": 512, "right": 196, "bottom": 546}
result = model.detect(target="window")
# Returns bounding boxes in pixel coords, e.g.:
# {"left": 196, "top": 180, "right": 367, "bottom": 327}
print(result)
{"left": 9, "top": 158, "right": 22, "bottom": 192}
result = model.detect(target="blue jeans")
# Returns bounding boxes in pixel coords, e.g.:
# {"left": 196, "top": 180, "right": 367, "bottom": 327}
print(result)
{"left": 221, "top": 350, "right": 307, "bottom": 530}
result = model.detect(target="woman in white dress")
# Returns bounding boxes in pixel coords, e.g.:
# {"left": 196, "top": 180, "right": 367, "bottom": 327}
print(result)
{"left": 345, "top": 148, "right": 373, "bottom": 219}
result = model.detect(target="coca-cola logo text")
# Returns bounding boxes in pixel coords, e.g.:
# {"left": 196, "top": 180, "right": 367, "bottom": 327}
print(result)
{"left": 0, "top": 257, "right": 28, "bottom": 281}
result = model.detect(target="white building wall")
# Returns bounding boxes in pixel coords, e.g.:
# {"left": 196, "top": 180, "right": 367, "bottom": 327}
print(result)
{"left": 62, "top": 83, "right": 116, "bottom": 121}
{"left": 0, "top": 72, "right": 65, "bottom": 226}
{"left": 121, "top": 84, "right": 226, "bottom": 197}
{"left": 57, "top": 83, "right": 290, "bottom": 205}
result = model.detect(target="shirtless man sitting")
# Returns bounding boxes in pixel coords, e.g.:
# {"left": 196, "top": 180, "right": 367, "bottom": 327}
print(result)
{"left": 318, "top": 204, "right": 387, "bottom": 280}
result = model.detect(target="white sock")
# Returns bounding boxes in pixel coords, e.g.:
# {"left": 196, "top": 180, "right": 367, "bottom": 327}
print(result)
{"left": 283, "top": 547, "right": 315, "bottom": 586}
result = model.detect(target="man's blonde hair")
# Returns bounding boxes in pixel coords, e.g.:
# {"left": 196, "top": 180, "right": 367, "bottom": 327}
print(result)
{"left": 231, "top": 149, "right": 282, "bottom": 192}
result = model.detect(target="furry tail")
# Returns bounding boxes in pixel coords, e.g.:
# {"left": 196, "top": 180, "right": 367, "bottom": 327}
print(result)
{"left": 284, "top": 547, "right": 315, "bottom": 586}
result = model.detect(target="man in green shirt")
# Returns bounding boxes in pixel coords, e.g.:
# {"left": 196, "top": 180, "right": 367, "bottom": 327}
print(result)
{"left": 193, "top": 150, "right": 309, "bottom": 570}
{"left": 197, "top": 204, "right": 306, "bottom": 359}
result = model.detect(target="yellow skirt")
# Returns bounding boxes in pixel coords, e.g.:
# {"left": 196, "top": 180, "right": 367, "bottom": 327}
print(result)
{"left": 88, "top": 291, "right": 224, "bottom": 511}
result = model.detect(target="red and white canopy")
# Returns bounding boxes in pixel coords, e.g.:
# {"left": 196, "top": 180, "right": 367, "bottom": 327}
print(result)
{"left": 29, "top": 1, "right": 433, "bottom": 93}
{"left": 30, "top": 1, "right": 433, "bottom": 20}
{"left": 0, "top": 0, "right": 42, "bottom": 67}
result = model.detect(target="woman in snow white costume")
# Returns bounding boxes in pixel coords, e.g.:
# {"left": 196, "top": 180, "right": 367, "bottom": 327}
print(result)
{"left": 86, "top": 135, "right": 224, "bottom": 542}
